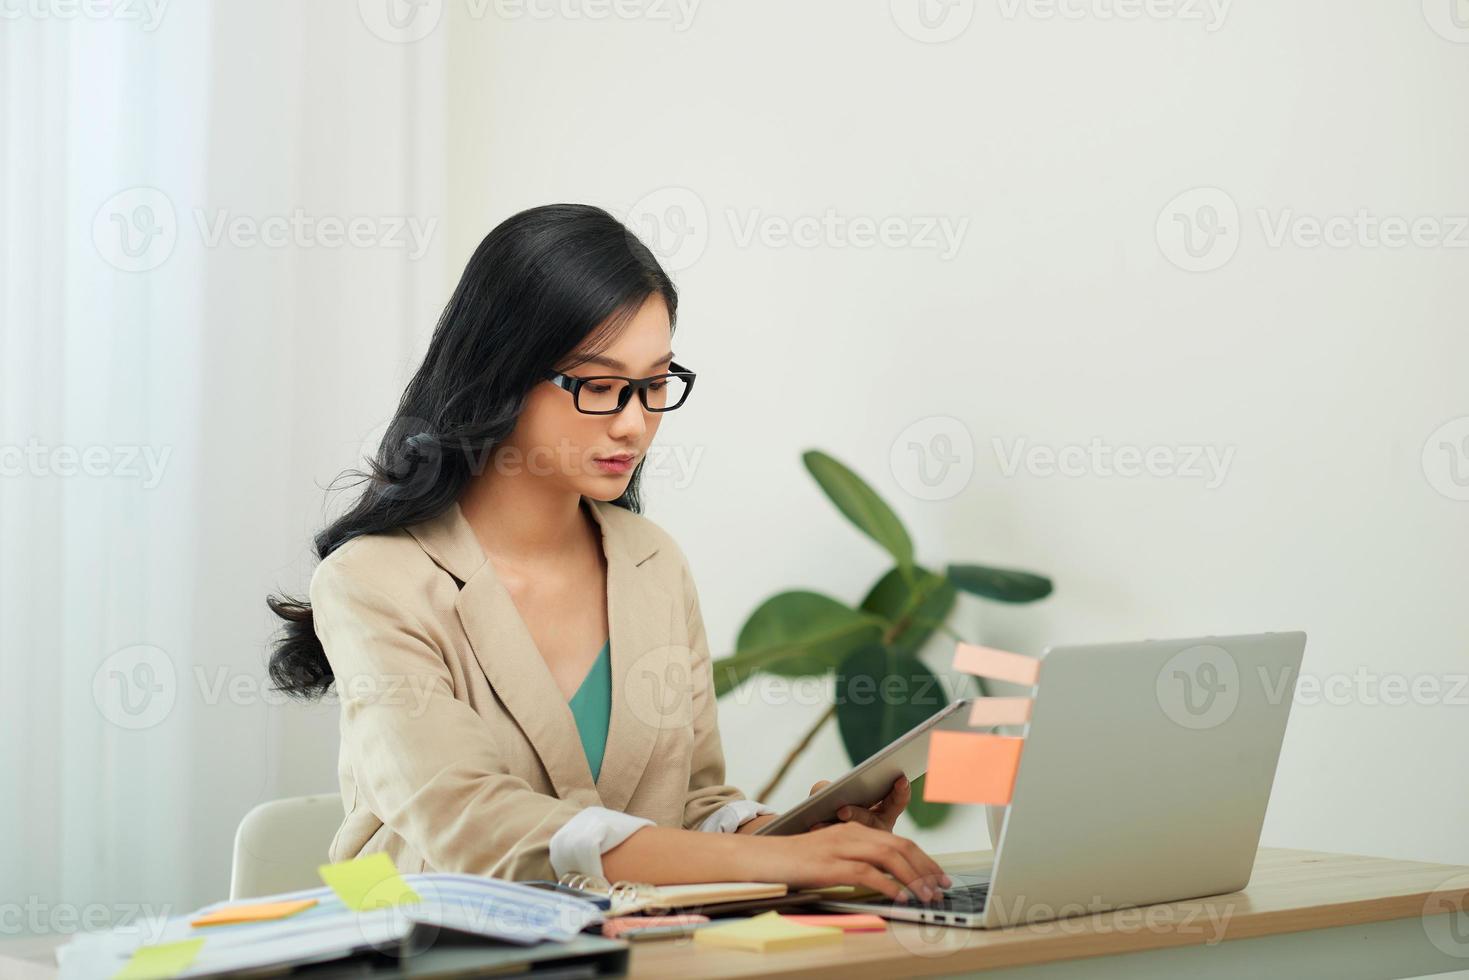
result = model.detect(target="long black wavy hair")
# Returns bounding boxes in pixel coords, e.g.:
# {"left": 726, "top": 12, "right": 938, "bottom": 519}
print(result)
{"left": 267, "top": 203, "right": 678, "bottom": 699}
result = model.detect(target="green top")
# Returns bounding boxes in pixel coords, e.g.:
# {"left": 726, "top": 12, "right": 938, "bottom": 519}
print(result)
{"left": 567, "top": 639, "right": 612, "bottom": 783}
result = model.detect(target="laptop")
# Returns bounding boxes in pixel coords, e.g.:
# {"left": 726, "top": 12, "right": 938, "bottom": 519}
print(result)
{"left": 819, "top": 631, "right": 1306, "bottom": 928}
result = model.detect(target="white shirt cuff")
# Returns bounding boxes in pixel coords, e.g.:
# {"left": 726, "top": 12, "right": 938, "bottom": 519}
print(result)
{"left": 549, "top": 806, "right": 655, "bottom": 878}
{"left": 697, "top": 799, "right": 776, "bottom": 834}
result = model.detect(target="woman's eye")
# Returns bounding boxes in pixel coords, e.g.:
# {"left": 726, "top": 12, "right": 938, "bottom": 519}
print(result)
{"left": 648, "top": 380, "right": 667, "bottom": 391}
{"left": 585, "top": 383, "right": 613, "bottom": 394}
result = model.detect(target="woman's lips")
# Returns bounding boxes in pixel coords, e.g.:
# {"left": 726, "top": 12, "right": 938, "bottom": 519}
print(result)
{"left": 593, "top": 455, "right": 635, "bottom": 474}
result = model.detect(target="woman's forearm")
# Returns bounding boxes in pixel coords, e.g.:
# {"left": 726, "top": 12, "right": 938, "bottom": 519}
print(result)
{"left": 600, "top": 825, "right": 770, "bottom": 884}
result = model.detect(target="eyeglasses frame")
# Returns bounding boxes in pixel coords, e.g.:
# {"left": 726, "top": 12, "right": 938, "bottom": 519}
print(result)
{"left": 544, "top": 360, "right": 697, "bottom": 415}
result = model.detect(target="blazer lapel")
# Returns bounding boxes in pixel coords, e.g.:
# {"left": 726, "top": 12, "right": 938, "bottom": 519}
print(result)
{"left": 586, "top": 500, "right": 677, "bottom": 813}
{"left": 406, "top": 498, "right": 674, "bottom": 813}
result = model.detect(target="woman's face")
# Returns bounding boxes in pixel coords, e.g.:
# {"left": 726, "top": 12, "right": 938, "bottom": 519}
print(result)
{"left": 497, "top": 293, "right": 674, "bottom": 502}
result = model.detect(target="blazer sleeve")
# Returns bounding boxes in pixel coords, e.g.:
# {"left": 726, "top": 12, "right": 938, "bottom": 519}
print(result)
{"left": 310, "top": 557, "right": 586, "bottom": 881}
{"left": 676, "top": 551, "right": 753, "bottom": 830}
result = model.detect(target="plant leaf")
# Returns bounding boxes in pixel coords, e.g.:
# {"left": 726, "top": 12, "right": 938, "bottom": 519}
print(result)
{"left": 834, "top": 643, "right": 949, "bottom": 767}
{"left": 712, "top": 592, "right": 884, "bottom": 696}
{"left": 803, "top": 450, "right": 914, "bottom": 568}
{"left": 946, "top": 563, "right": 1053, "bottom": 603}
{"left": 904, "top": 774, "right": 949, "bottom": 828}
{"left": 860, "top": 565, "right": 957, "bottom": 658}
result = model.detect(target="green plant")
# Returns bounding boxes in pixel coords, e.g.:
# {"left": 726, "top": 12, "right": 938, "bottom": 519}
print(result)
{"left": 712, "top": 450, "right": 1053, "bottom": 827}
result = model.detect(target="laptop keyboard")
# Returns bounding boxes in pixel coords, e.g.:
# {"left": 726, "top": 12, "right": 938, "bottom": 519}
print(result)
{"left": 924, "top": 879, "right": 990, "bottom": 914}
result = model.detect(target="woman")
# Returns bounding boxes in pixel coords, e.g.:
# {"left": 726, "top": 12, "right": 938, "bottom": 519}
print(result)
{"left": 268, "top": 204, "right": 949, "bottom": 902}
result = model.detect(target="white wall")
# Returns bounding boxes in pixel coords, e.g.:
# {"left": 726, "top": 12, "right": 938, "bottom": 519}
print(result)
{"left": 421, "top": 0, "right": 1469, "bottom": 866}
{"left": 7, "top": 0, "right": 1464, "bottom": 925}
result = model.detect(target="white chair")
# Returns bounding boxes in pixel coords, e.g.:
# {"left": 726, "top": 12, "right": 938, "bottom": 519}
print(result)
{"left": 230, "top": 794, "right": 344, "bottom": 900}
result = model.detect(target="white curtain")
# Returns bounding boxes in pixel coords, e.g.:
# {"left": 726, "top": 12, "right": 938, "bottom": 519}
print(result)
{"left": 2, "top": 2, "right": 454, "bottom": 919}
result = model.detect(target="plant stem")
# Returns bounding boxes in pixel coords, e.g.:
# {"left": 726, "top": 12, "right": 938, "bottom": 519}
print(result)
{"left": 756, "top": 704, "right": 836, "bottom": 801}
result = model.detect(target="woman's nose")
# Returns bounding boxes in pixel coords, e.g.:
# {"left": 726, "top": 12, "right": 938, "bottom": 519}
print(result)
{"left": 606, "top": 397, "right": 649, "bottom": 439}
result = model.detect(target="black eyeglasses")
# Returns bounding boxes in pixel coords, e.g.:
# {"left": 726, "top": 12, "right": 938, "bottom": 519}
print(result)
{"left": 545, "top": 361, "right": 697, "bottom": 415}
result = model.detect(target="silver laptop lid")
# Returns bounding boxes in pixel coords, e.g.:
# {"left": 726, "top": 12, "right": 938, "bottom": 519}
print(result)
{"left": 984, "top": 632, "right": 1306, "bottom": 928}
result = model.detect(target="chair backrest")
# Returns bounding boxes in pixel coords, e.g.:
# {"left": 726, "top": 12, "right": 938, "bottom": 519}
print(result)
{"left": 230, "top": 794, "right": 344, "bottom": 900}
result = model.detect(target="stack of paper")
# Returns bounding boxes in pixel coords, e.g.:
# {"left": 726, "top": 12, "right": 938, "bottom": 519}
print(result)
{"left": 58, "top": 857, "right": 604, "bottom": 979}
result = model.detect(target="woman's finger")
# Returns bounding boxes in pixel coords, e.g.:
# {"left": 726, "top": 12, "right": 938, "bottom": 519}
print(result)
{"left": 809, "top": 779, "right": 831, "bottom": 797}
{"left": 835, "top": 805, "right": 883, "bottom": 828}
{"left": 853, "top": 840, "right": 936, "bottom": 903}
{"left": 873, "top": 776, "right": 911, "bottom": 820}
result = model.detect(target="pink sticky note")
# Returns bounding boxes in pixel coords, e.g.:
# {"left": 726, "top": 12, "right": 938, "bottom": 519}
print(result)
{"left": 967, "top": 696, "right": 1032, "bottom": 727}
{"left": 952, "top": 643, "right": 1040, "bottom": 687}
{"left": 782, "top": 914, "right": 888, "bottom": 932}
{"left": 924, "top": 731, "right": 1024, "bottom": 805}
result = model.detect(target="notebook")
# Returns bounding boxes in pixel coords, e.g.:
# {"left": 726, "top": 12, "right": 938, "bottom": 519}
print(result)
{"left": 557, "top": 873, "right": 787, "bottom": 915}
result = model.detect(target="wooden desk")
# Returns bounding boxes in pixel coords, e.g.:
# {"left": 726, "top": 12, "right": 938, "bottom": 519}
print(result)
{"left": 3, "top": 849, "right": 1466, "bottom": 979}
{"left": 629, "top": 848, "right": 1469, "bottom": 979}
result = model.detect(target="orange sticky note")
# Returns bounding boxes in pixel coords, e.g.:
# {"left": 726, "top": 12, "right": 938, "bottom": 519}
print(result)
{"left": 782, "top": 913, "right": 887, "bottom": 932}
{"left": 924, "top": 730, "right": 1024, "bottom": 805}
{"left": 190, "top": 898, "right": 317, "bottom": 927}
{"left": 952, "top": 643, "right": 1040, "bottom": 687}
{"left": 967, "top": 696, "right": 1032, "bottom": 727}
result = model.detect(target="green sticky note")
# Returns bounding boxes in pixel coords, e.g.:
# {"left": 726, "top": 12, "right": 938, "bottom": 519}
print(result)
{"left": 112, "top": 938, "right": 204, "bottom": 979}
{"left": 318, "top": 852, "right": 421, "bottom": 911}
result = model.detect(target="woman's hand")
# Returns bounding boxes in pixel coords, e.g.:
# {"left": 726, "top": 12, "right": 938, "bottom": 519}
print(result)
{"left": 748, "top": 822, "right": 951, "bottom": 903}
{"left": 807, "top": 775, "right": 912, "bottom": 833}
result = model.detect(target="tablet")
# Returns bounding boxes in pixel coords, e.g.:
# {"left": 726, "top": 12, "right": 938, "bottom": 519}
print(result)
{"left": 753, "top": 698, "right": 974, "bottom": 836}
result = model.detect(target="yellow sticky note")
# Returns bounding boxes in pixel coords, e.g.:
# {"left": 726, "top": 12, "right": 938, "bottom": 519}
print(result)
{"left": 190, "top": 897, "right": 317, "bottom": 927}
{"left": 924, "top": 730, "right": 1024, "bottom": 805}
{"left": 952, "top": 643, "right": 1040, "bottom": 687}
{"left": 693, "top": 911, "right": 841, "bottom": 953}
{"left": 112, "top": 938, "right": 204, "bottom": 979}
{"left": 318, "top": 852, "right": 420, "bottom": 911}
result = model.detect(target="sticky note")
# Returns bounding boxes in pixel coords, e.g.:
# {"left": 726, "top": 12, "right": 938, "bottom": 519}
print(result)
{"left": 601, "top": 914, "right": 709, "bottom": 939}
{"left": 112, "top": 939, "right": 204, "bottom": 979}
{"left": 318, "top": 852, "right": 420, "bottom": 911}
{"left": 782, "top": 913, "right": 887, "bottom": 932}
{"left": 693, "top": 911, "right": 842, "bottom": 952}
{"left": 924, "top": 730, "right": 1024, "bottom": 805}
{"left": 952, "top": 643, "right": 1040, "bottom": 687}
{"left": 967, "top": 696, "right": 1032, "bottom": 727}
{"left": 190, "top": 898, "right": 317, "bottom": 927}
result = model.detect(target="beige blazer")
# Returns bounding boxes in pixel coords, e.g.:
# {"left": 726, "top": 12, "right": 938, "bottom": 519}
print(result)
{"left": 309, "top": 496, "right": 747, "bottom": 881}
